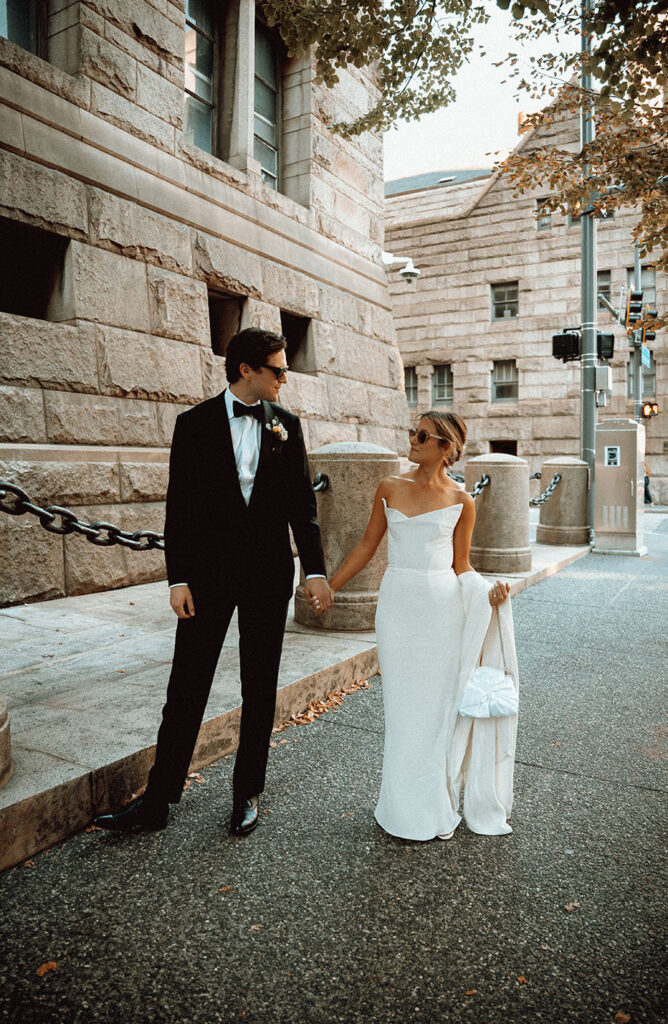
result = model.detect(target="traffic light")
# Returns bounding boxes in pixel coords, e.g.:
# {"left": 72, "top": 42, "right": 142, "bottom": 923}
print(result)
{"left": 552, "top": 331, "right": 580, "bottom": 362}
{"left": 641, "top": 401, "right": 659, "bottom": 418}
{"left": 597, "top": 333, "right": 614, "bottom": 360}
{"left": 642, "top": 307, "right": 658, "bottom": 345}
{"left": 625, "top": 288, "right": 643, "bottom": 329}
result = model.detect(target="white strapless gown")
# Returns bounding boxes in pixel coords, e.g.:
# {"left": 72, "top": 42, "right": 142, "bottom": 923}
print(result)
{"left": 375, "top": 499, "right": 511, "bottom": 840}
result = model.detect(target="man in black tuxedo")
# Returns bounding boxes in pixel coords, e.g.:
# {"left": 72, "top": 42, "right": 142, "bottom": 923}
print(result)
{"left": 95, "top": 328, "right": 332, "bottom": 836}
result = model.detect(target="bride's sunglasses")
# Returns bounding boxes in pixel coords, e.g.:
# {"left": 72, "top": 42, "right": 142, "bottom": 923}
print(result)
{"left": 261, "top": 364, "right": 289, "bottom": 380}
{"left": 409, "top": 428, "right": 442, "bottom": 444}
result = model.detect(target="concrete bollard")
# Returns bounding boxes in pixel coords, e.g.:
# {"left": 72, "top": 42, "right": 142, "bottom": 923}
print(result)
{"left": 0, "top": 699, "right": 12, "bottom": 790}
{"left": 465, "top": 454, "right": 531, "bottom": 573}
{"left": 294, "top": 442, "right": 400, "bottom": 631}
{"left": 536, "top": 456, "right": 590, "bottom": 545}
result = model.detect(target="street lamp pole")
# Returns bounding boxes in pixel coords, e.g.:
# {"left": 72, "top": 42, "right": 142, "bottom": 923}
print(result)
{"left": 580, "top": 0, "right": 597, "bottom": 539}
{"left": 632, "top": 242, "right": 644, "bottom": 421}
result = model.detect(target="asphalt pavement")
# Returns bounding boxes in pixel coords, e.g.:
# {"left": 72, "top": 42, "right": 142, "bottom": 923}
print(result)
{"left": 1, "top": 515, "right": 666, "bottom": 1024}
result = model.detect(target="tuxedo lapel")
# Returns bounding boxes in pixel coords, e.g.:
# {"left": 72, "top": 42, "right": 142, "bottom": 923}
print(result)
{"left": 216, "top": 390, "right": 248, "bottom": 517}
{"left": 248, "top": 400, "right": 278, "bottom": 513}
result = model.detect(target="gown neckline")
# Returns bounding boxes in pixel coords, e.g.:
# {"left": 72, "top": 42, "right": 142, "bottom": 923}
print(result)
{"left": 382, "top": 497, "right": 463, "bottom": 520}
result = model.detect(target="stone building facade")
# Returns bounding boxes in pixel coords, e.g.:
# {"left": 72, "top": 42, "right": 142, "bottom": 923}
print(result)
{"left": 0, "top": 0, "right": 407, "bottom": 607}
{"left": 385, "top": 111, "right": 667, "bottom": 499}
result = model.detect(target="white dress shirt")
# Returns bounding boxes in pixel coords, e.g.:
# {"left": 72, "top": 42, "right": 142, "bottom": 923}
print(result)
{"left": 169, "top": 388, "right": 324, "bottom": 587}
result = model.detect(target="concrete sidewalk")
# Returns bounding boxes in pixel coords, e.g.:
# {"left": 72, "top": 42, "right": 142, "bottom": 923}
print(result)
{"left": 0, "top": 512, "right": 665, "bottom": 1023}
{"left": 0, "top": 512, "right": 590, "bottom": 870}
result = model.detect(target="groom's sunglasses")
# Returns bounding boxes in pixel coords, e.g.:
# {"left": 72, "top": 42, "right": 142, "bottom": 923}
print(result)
{"left": 409, "top": 428, "right": 442, "bottom": 445}
{"left": 261, "top": 364, "right": 289, "bottom": 380}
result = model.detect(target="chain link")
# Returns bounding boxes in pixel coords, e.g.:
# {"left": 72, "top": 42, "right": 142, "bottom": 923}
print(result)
{"left": 469, "top": 473, "right": 490, "bottom": 499}
{"left": 0, "top": 482, "right": 165, "bottom": 551}
{"left": 529, "top": 473, "right": 562, "bottom": 506}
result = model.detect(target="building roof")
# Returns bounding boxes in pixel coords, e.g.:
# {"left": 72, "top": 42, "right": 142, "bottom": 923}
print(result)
{"left": 384, "top": 169, "right": 493, "bottom": 197}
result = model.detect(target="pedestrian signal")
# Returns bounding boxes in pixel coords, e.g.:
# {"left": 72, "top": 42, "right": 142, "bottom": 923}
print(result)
{"left": 642, "top": 308, "right": 658, "bottom": 345}
{"left": 597, "top": 333, "right": 614, "bottom": 361}
{"left": 552, "top": 332, "right": 580, "bottom": 362}
{"left": 625, "top": 289, "right": 643, "bottom": 329}
{"left": 641, "top": 402, "right": 659, "bottom": 418}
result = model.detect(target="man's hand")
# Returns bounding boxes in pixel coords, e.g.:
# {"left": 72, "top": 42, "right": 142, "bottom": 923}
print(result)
{"left": 170, "top": 585, "right": 195, "bottom": 619}
{"left": 304, "top": 578, "right": 334, "bottom": 617}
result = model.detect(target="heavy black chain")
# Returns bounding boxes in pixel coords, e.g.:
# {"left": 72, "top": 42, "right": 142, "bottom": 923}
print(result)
{"left": 529, "top": 473, "right": 562, "bottom": 507}
{"left": 0, "top": 482, "right": 165, "bottom": 551}
{"left": 469, "top": 474, "right": 490, "bottom": 499}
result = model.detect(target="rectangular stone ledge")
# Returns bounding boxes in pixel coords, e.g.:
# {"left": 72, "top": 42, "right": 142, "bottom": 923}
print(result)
{"left": 0, "top": 386, "right": 47, "bottom": 443}
{"left": 0, "top": 38, "right": 91, "bottom": 112}
{"left": 90, "top": 81, "right": 176, "bottom": 154}
{"left": 63, "top": 501, "right": 166, "bottom": 595}
{"left": 0, "top": 315, "right": 99, "bottom": 394}
{"left": 96, "top": 326, "right": 204, "bottom": 404}
{"left": 44, "top": 392, "right": 162, "bottom": 447}
{"left": 0, "top": 147, "right": 88, "bottom": 237}
{"left": 88, "top": 188, "right": 193, "bottom": 276}
{"left": 0, "top": 455, "right": 120, "bottom": 506}
{"left": 119, "top": 460, "right": 169, "bottom": 502}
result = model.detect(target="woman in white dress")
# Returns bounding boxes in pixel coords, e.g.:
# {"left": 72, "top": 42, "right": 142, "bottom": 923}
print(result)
{"left": 324, "top": 412, "right": 513, "bottom": 841}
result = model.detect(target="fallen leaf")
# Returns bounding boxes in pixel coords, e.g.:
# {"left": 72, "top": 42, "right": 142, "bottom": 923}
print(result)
{"left": 279, "top": 739, "right": 288, "bottom": 745}
{"left": 250, "top": 924, "right": 262, "bottom": 931}
{"left": 517, "top": 976, "right": 528, "bottom": 984}
{"left": 555, "top": 741, "right": 563, "bottom": 747}
{"left": 36, "top": 962, "right": 57, "bottom": 977}
{"left": 129, "top": 601, "right": 135, "bottom": 605}
{"left": 540, "top": 943, "right": 550, "bottom": 950}
{"left": 85, "top": 825, "right": 102, "bottom": 833}
{"left": 23, "top": 860, "right": 34, "bottom": 867}
{"left": 269, "top": 741, "right": 277, "bottom": 748}
{"left": 614, "top": 1013, "right": 631, "bottom": 1024}
{"left": 219, "top": 886, "right": 233, "bottom": 893}
{"left": 465, "top": 989, "right": 477, "bottom": 995}
{"left": 117, "top": 669, "right": 125, "bottom": 674}
{"left": 563, "top": 901, "right": 581, "bottom": 912}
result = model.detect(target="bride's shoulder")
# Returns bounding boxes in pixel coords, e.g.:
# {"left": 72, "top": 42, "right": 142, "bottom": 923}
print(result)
{"left": 376, "top": 474, "right": 411, "bottom": 501}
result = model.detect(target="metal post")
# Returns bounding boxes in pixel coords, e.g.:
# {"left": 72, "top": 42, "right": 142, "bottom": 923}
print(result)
{"left": 632, "top": 243, "right": 644, "bottom": 421}
{"left": 580, "top": 0, "right": 597, "bottom": 538}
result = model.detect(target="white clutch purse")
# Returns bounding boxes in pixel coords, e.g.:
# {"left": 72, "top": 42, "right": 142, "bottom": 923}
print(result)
{"left": 458, "top": 614, "right": 518, "bottom": 719}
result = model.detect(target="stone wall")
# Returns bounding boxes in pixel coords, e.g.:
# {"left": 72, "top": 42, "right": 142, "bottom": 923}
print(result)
{"left": 0, "top": 1, "right": 407, "bottom": 606}
{"left": 385, "top": 109, "right": 667, "bottom": 499}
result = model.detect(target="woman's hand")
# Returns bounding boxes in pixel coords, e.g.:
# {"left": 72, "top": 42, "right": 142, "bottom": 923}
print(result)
{"left": 488, "top": 580, "right": 510, "bottom": 607}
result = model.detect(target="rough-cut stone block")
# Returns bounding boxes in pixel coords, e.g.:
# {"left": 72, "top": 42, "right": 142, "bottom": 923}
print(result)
{"left": 194, "top": 232, "right": 262, "bottom": 298}
{"left": 365, "top": 384, "right": 410, "bottom": 431}
{"left": 311, "top": 321, "right": 336, "bottom": 372}
{"left": 91, "top": 81, "right": 175, "bottom": 153}
{"left": 0, "top": 386, "right": 46, "bottom": 443}
{"left": 69, "top": 242, "right": 150, "bottom": 332}
{"left": 156, "top": 402, "right": 191, "bottom": 446}
{"left": 199, "top": 349, "right": 227, "bottom": 400}
{"left": 97, "top": 326, "right": 203, "bottom": 403}
{"left": 147, "top": 267, "right": 209, "bottom": 344}
{"left": 261, "top": 261, "right": 320, "bottom": 317}
{"left": 241, "top": 299, "right": 282, "bottom": 333}
{"left": 119, "top": 461, "right": 169, "bottom": 502}
{"left": 357, "top": 425, "right": 398, "bottom": 451}
{"left": 306, "top": 419, "right": 357, "bottom": 450}
{"left": 532, "top": 416, "right": 581, "bottom": 440}
{"left": 325, "top": 375, "right": 370, "bottom": 422}
{"left": 331, "top": 329, "right": 395, "bottom": 388}
{"left": 63, "top": 502, "right": 166, "bottom": 595}
{"left": 0, "top": 149, "right": 87, "bottom": 236}
{"left": 136, "top": 62, "right": 183, "bottom": 129}
{"left": 89, "top": 189, "right": 193, "bottom": 274}
{"left": 84, "top": 0, "right": 184, "bottom": 65}
{"left": 79, "top": 25, "right": 136, "bottom": 99}
{"left": 319, "top": 286, "right": 362, "bottom": 333}
{"left": 280, "top": 373, "right": 328, "bottom": 420}
{"left": 0, "top": 315, "right": 99, "bottom": 393}
{"left": 0, "top": 513, "right": 65, "bottom": 606}
{"left": 0, "top": 456, "right": 120, "bottom": 506}
{"left": 44, "top": 392, "right": 160, "bottom": 446}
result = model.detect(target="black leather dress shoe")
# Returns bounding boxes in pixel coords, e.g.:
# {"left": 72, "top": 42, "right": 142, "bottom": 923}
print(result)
{"left": 93, "top": 795, "right": 168, "bottom": 833}
{"left": 230, "top": 795, "right": 259, "bottom": 836}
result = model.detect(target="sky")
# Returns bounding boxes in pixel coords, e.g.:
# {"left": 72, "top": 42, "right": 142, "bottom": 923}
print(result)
{"left": 383, "top": 5, "right": 566, "bottom": 182}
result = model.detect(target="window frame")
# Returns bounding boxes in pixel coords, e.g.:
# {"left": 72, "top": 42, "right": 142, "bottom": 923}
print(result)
{"left": 404, "top": 366, "right": 418, "bottom": 408}
{"left": 183, "top": 1, "right": 220, "bottom": 157}
{"left": 490, "top": 281, "right": 519, "bottom": 321}
{"left": 535, "top": 198, "right": 551, "bottom": 231}
{"left": 491, "top": 359, "right": 518, "bottom": 404}
{"left": 253, "top": 13, "right": 282, "bottom": 191}
{"left": 626, "top": 266, "right": 657, "bottom": 309}
{"left": 597, "top": 269, "right": 611, "bottom": 311}
{"left": 627, "top": 351, "right": 656, "bottom": 399}
{"left": 431, "top": 363, "right": 453, "bottom": 405}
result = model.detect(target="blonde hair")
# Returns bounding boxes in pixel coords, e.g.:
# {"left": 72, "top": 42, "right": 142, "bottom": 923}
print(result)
{"left": 421, "top": 410, "right": 467, "bottom": 466}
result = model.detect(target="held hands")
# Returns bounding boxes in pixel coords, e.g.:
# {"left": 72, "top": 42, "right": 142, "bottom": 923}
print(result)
{"left": 305, "top": 578, "right": 334, "bottom": 617}
{"left": 170, "top": 584, "right": 195, "bottom": 619}
{"left": 489, "top": 580, "right": 510, "bottom": 607}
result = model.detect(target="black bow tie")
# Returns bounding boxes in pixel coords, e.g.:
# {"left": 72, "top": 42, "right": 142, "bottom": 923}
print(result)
{"left": 233, "top": 400, "right": 263, "bottom": 422}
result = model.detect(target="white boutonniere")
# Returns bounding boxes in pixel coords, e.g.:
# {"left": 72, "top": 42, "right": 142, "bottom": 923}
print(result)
{"left": 266, "top": 417, "right": 288, "bottom": 442}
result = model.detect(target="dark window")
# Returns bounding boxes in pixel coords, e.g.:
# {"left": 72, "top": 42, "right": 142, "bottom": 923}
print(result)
{"left": 184, "top": 0, "right": 216, "bottom": 154}
{"left": 626, "top": 266, "right": 656, "bottom": 308}
{"left": 0, "top": 216, "right": 68, "bottom": 320}
{"left": 628, "top": 352, "right": 656, "bottom": 398}
{"left": 280, "top": 310, "right": 315, "bottom": 373}
{"left": 254, "top": 18, "right": 281, "bottom": 189}
{"left": 597, "top": 269, "right": 611, "bottom": 311}
{"left": 0, "top": 0, "right": 46, "bottom": 57}
{"left": 404, "top": 366, "right": 417, "bottom": 407}
{"left": 491, "top": 282, "right": 518, "bottom": 320}
{"left": 535, "top": 198, "right": 551, "bottom": 230}
{"left": 431, "top": 364, "right": 453, "bottom": 405}
{"left": 490, "top": 440, "right": 517, "bottom": 456}
{"left": 491, "top": 360, "right": 518, "bottom": 403}
{"left": 208, "top": 291, "right": 243, "bottom": 356}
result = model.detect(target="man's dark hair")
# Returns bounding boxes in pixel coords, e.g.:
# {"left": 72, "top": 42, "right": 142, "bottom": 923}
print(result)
{"left": 225, "top": 328, "right": 287, "bottom": 383}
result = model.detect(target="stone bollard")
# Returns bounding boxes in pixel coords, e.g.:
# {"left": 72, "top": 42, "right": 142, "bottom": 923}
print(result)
{"left": 294, "top": 442, "right": 400, "bottom": 631}
{"left": 536, "top": 457, "right": 590, "bottom": 545}
{"left": 465, "top": 454, "right": 531, "bottom": 573}
{"left": 0, "top": 699, "right": 12, "bottom": 790}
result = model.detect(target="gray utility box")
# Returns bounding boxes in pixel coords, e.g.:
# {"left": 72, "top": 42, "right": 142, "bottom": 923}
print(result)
{"left": 594, "top": 418, "right": 646, "bottom": 556}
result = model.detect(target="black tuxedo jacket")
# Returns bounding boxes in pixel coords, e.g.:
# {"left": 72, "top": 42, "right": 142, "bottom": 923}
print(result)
{"left": 163, "top": 390, "right": 326, "bottom": 599}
